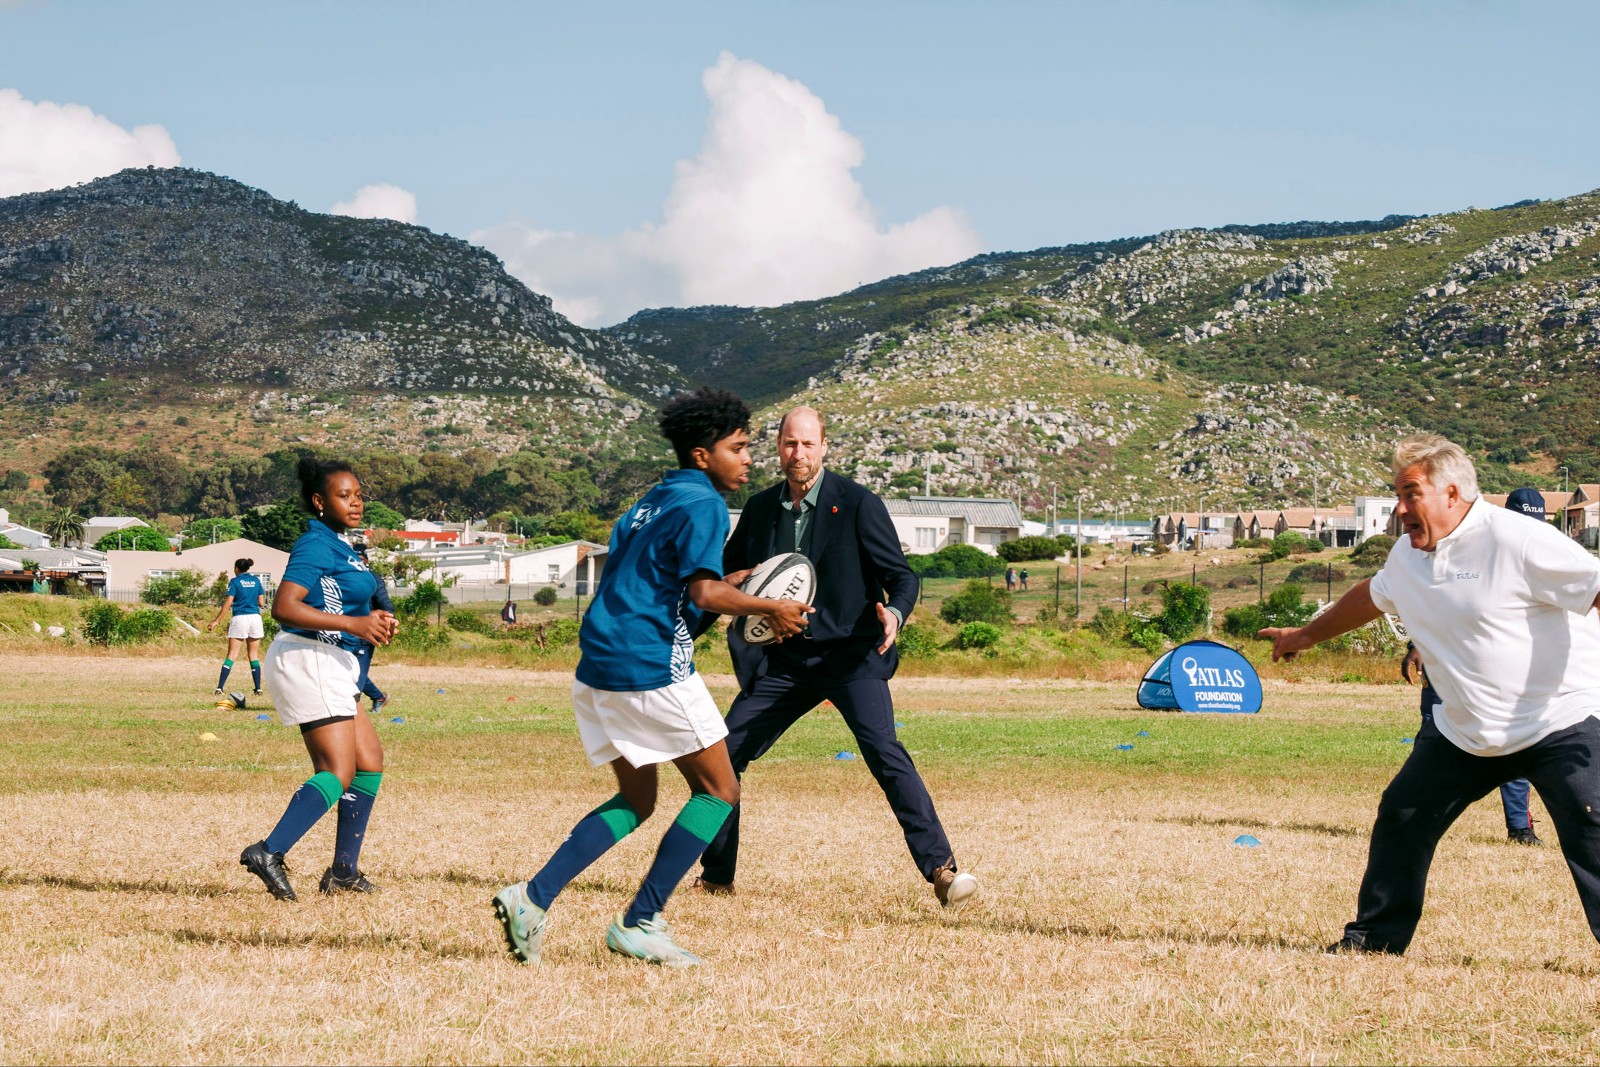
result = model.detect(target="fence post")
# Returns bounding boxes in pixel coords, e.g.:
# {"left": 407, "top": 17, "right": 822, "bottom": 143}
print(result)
{"left": 1259, "top": 560, "right": 1264, "bottom": 602}
{"left": 1326, "top": 562, "right": 1333, "bottom": 604}
{"left": 1123, "top": 564, "right": 1129, "bottom": 615}
{"left": 1055, "top": 567, "right": 1061, "bottom": 615}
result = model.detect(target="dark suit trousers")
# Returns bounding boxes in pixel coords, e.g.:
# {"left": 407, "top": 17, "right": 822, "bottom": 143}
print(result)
{"left": 700, "top": 661, "right": 955, "bottom": 885}
{"left": 1344, "top": 713, "right": 1600, "bottom": 953}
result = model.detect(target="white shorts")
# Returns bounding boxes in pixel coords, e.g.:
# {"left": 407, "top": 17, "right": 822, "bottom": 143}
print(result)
{"left": 261, "top": 632, "right": 360, "bottom": 726}
{"left": 227, "top": 614, "right": 265, "bottom": 640}
{"left": 572, "top": 673, "right": 728, "bottom": 769}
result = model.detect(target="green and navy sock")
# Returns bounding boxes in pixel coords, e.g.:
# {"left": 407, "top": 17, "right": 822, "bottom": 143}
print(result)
{"left": 216, "top": 658, "right": 234, "bottom": 691}
{"left": 526, "top": 794, "right": 642, "bottom": 910}
{"left": 623, "top": 793, "right": 732, "bottom": 928}
{"left": 332, "top": 770, "right": 382, "bottom": 875}
{"left": 263, "top": 771, "right": 342, "bottom": 855}
{"left": 249, "top": 660, "right": 261, "bottom": 691}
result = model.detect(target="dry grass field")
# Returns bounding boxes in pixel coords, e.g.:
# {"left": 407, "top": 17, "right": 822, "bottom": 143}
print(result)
{"left": 4, "top": 651, "right": 1600, "bottom": 1065}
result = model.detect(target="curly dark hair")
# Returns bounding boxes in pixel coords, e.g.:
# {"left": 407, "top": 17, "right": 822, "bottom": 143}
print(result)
{"left": 297, "top": 456, "right": 357, "bottom": 515}
{"left": 658, "top": 388, "right": 751, "bottom": 468}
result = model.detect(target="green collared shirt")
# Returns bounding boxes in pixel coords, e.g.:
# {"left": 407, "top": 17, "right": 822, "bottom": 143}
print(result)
{"left": 777, "top": 471, "right": 826, "bottom": 555}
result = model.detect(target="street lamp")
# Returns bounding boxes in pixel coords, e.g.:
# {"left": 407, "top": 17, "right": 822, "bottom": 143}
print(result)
{"left": 1075, "top": 490, "right": 1085, "bottom": 618}
{"left": 1560, "top": 466, "right": 1570, "bottom": 494}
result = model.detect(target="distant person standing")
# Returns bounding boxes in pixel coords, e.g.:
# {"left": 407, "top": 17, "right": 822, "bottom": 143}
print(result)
{"left": 239, "top": 458, "right": 397, "bottom": 901}
{"left": 1005, "top": 566, "right": 1017, "bottom": 592}
{"left": 1019, "top": 567, "right": 1030, "bottom": 592}
{"left": 206, "top": 558, "right": 265, "bottom": 696}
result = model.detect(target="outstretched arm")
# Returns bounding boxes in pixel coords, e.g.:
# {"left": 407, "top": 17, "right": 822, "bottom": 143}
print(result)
{"left": 1259, "top": 578, "right": 1380, "bottom": 661}
{"left": 687, "top": 572, "right": 814, "bottom": 639}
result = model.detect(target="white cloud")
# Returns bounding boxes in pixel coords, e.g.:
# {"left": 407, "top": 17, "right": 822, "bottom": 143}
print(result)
{"left": 475, "top": 52, "right": 980, "bottom": 326}
{"left": 331, "top": 182, "right": 419, "bottom": 224}
{"left": 0, "top": 87, "right": 181, "bottom": 199}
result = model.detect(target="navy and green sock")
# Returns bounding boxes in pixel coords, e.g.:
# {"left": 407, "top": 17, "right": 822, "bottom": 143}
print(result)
{"left": 622, "top": 793, "right": 732, "bottom": 928}
{"left": 249, "top": 660, "right": 261, "bottom": 691}
{"left": 527, "top": 794, "right": 642, "bottom": 910}
{"left": 332, "top": 770, "right": 382, "bottom": 875}
{"left": 263, "top": 771, "right": 342, "bottom": 856}
{"left": 216, "top": 658, "right": 234, "bottom": 691}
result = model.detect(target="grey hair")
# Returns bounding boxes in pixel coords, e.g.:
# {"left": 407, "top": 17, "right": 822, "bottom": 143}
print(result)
{"left": 1392, "top": 433, "right": 1479, "bottom": 500}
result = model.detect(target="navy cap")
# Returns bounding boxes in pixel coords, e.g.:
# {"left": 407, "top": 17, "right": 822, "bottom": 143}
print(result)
{"left": 1505, "top": 487, "right": 1546, "bottom": 522}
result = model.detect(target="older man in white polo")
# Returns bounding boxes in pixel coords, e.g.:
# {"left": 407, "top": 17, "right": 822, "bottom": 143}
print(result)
{"left": 1261, "top": 433, "right": 1600, "bottom": 954}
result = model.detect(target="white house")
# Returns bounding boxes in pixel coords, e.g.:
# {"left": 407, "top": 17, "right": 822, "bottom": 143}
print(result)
{"left": 0, "top": 508, "right": 52, "bottom": 549}
{"left": 883, "top": 496, "right": 1024, "bottom": 556}
{"left": 103, "top": 538, "right": 289, "bottom": 602}
{"left": 409, "top": 540, "right": 608, "bottom": 594}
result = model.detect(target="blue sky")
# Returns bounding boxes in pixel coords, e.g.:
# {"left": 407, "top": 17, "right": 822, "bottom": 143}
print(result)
{"left": 3, "top": 0, "right": 1597, "bottom": 323}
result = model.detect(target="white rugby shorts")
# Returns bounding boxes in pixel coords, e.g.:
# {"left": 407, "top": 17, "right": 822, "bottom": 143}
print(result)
{"left": 572, "top": 673, "right": 728, "bottom": 768}
{"left": 262, "top": 632, "right": 360, "bottom": 726}
{"left": 227, "top": 614, "right": 265, "bottom": 640}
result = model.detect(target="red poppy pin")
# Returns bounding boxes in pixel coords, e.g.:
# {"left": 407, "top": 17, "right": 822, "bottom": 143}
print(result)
{"left": 831, "top": 506, "right": 839, "bottom": 513}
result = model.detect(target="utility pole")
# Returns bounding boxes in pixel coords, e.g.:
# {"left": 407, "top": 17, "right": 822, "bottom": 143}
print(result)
{"left": 1075, "top": 492, "right": 1083, "bottom": 619}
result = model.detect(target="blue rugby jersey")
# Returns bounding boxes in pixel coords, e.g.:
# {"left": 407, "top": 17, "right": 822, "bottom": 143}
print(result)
{"left": 227, "top": 573, "right": 264, "bottom": 616}
{"left": 576, "top": 468, "right": 728, "bottom": 692}
{"left": 280, "top": 519, "right": 379, "bottom": 654}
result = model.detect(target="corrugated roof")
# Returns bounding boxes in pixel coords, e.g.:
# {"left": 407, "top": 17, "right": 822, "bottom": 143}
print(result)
{"left": 884, "top": 496, "right": 1022, "bottom": 527}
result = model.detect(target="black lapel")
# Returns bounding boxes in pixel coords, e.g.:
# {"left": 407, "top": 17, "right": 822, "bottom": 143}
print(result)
{"left": 804, "top": 471, "right": 842, "bottom": 563}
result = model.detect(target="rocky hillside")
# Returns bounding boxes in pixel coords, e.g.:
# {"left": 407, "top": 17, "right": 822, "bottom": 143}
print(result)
{"left": 0, "top": 168, "right": 680, "bottom": 472}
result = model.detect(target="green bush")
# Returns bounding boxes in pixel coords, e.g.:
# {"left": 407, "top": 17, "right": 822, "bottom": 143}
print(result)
{"left": 957, "top": 621, "right": 1003, "bottom": 650}
{"left": 1088, "top": 605, "right": 1166, "bottom": 654}
{"left": 1153, "top": 582, "right": 1210, "bottom": 642}
{"left": 1351, "top": 534, "right": 1397, "bottom": 566}
{"left": 446, "top": 609, "right": 493, "bottom": 634}
{"left": 1222, "top": 583, "right": 1318, "bottom": 638}
{"left": 1286, "top": 562, "right": 1345, "bottom": 584}
{"left": 80, "top": 601, "right": 123, "bottom": 645}
{"left": 897, "top": 622, "right": 942, "bottom": 658}
{"left": 141, "top": 569, "right": 210, "bottom": 607}
{"left": 996, "top": 535, "right": 1066, "bottom": 563}
{"left": 181, "top": 517, "right": 243, "bottom": 549}
{"left": 533, "top": 586, "right": 559, "bottom": 606}
{"left": 908, "top": 543, "right": 999, "bottom": 579}
{"left": 396, "top": 579, "right": 446, "bottom": 619}
{"left": 694, "top": 620, "right": 724, "bottom": 654}
{"left": 938, "top": 579, "right": 1013, "bottom": 625}
{"left": 391, "top": 620, "right": 449, "bottom": 652}
{"left": 1264, "top": 531, "right": 1324, "bottom": 560}
{"left": 1236, "top": 537, "right": 1274, "bottom": 549}
{"left": 93, "top": 526, "right": 169, "bottom": 552}
{"left": 543, "top": 617, "right": 581, "bottom": 647}
{"left": 118, "top": 608, "right": 173, "bottom": 643}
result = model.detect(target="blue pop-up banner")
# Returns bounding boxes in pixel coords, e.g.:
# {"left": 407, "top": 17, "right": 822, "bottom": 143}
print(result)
{"left": 1137, "top": 640, "right": 1263, "bottom": 714}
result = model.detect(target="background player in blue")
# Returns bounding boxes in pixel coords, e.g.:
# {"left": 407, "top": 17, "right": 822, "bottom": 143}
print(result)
{"left": 351, "top": 540, "right": 392, "bottom": 718}
{"left": 206, "top": 557, "right": 265, "bottom": 696}
{"left": 239, "top": 458, "right": 398, "bottom": 902}
{"left": 493, "top": 388, "right": 813, "bottom": 968}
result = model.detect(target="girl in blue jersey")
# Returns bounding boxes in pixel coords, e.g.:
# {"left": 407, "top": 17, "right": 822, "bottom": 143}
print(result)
{"left": 206, "top": 557, "right": 266, "bottom": 695}
{"left": 239, "top": 458, "right": 398, "bottom": 901}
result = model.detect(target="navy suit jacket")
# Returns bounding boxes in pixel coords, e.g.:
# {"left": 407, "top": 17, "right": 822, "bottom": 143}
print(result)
{"left": 725, "top": 471, "right": 918, "bottom": 688}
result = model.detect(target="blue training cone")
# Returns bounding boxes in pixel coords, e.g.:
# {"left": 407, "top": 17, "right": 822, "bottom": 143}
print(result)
{"left": 1136, "top": 730, "right": 1151, "bottom": 738}
{"left": 1115, "top": 743, "right": 1135, "bottom": 751}
{"left": 834, "top": 751, "right": 856, "bottom": 761}
{"left": 1234, "top": 834, "right": 1261, "bottom": 847}
{"left": 1401, "top": 737, "right": 1414, "bottom": 745}
{"left": 390, "top": 716, "right": 405, "bottom": 724}
{"left": 255, "top": 714, "right": 271, "bottom": 721}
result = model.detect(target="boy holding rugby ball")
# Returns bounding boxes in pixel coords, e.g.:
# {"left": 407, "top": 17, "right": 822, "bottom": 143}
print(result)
{"left": 493, "top": 388, "right": 812, "bottom": 968}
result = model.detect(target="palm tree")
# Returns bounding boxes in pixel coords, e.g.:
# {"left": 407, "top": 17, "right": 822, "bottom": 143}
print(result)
{"left": 44, "top": 508, "right": 85, "bottom": 549}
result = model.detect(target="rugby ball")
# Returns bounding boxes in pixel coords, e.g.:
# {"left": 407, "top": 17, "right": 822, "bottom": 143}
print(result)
{"left": 738, "top": 552, "right": 817, "bottom": 645}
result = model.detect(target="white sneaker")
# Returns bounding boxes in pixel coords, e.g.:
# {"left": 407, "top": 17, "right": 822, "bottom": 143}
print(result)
{"left": 934, "top": 866, "right": 979, "bottom": 908}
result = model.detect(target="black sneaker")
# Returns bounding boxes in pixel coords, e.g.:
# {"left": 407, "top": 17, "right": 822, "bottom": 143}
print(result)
{"left": 320, "top": 866, "right": 378, "bottom": 894}
{"left": 1508, "top": 827, "right": 1543, "bottom": 846}
{"left": 240, "top": 841, "right": 296, "bottom": 901}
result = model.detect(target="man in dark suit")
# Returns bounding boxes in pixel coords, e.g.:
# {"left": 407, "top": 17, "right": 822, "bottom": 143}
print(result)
{"left": 697, "top": 406, "right": 979, "bottom": 908}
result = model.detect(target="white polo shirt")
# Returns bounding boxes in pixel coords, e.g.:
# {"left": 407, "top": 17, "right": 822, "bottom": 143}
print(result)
{"left": 1371, "top": 496, "right": 1600, "bottom": 755}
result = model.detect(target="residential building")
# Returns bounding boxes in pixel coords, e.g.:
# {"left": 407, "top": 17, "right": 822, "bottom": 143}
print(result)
{"left": 407, "top": 540, "right": 608, "bottom": 594}
{"left": 0, "top": 508, "right": 51, "bottom": 549}
{"left": 103, "top": 538, "right": 289, "bottom": 602}
{"left": 883, "top": 496, "right": 1023, "bottom": 555}
{"left": 0, "top": 546, "right": 106, "bottom": 594}
{"left": 83, "top": 516, "right": 148, "bottom": 549}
